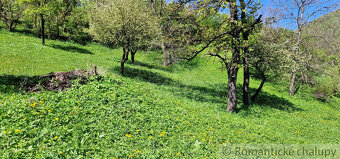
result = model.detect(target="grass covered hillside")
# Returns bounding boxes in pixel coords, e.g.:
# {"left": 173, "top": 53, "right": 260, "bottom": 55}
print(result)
{"left": 0, "top": 30, "right": 339, "bottom": 158}
{"left": 304, "top": 9, "right": 340, "bottom": 57}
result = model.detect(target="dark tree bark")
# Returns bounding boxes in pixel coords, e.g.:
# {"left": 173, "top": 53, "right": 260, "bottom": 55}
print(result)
{"left": 40, "top": 14, "right": 45, "bottom": 46}
{"left": 162, "top": 42, "right": 168, "bottom": 66}
{"left": 243, "top": 49, "right": 250, "bottom": 105}
{"left": 56, "top": 16, "right": 60, "bottom": 39}
{"left": 120, "top": 48, "right": 129, "bottom": 75}
{"left": 34, "top": 14, "right": 37, "bottom": 28}
{"left": 7, "top": 21, "right": 14, "bottom": 32}
{"left": 240, "top": 0, "right": 250, "bottom": 105}
{"left": 251, "top": 70, "right": 266, "bottom": 102}
{"left": 289, "top": 68, "right": 296, "bottom": 96}
{"left": 131, "top": 50, "right": 137, "bottom": 64}
{"left": 227, "top": 63, "right": 239, "bottom": 113}
{"left": 226, "top": 0, "right": 240, "bottom": 113}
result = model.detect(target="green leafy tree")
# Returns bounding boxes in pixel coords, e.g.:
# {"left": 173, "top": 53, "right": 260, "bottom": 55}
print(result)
{"left": 272, "top": 0, "right": 338, "bottom": 96}
{"left": 22, "top": 0, "right": 55, "bottom": 45}
{"left": 89, "top": 0, "right": 160, "bottom": 75}
{"left": 183, "top": 0, "right": 262, "bottom": 112}
{"left": 0, "top": 0, "right": 25, "bottom": 31}
{"left": 249, "top": 26, "right": 292, "bottom": 101}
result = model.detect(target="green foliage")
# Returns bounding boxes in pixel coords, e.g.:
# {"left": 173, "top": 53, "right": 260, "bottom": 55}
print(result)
{"left": 301, "top": 9, "right": 340, "bottom": 101}
{"left": 0, "top": 0, "right": 25, "bottom": 31}
{"left": 1, "top": 30, "right": 340, "bottom": 158}
{"left": 312, "top": 75, "right": 338, "bottom": 102}
{"left": 249, "top": 26, "right": 292, "bottom": 80}
{"left": 88, "top": 0, "right": 160, "bottom": 51}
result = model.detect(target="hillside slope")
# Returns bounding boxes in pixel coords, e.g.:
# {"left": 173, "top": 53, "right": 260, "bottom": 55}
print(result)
{"left": 304, "top": 9, "right": 340, "bottom": 58}
{"left": 0, "top": 30, "right": 339, "bottom": 158}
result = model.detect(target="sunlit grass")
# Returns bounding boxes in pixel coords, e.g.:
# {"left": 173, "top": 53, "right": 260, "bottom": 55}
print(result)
{"left": 0, "top": 30, "right": 339, "bottom": 158}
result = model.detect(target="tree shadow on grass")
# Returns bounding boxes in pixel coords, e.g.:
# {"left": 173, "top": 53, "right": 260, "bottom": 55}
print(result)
{"left": 132, "top": 60, "right": 175, "bottom": 72}
{"left": 110, "top": 67, "right": 300, "bottom": 113}
{"left": 49, "top": 44, "right": 94, "bottom": 55}
{"left": 236, "top": 86, "right": 303, "bottom": 113}
{"left": 0, "top": 75, "right": 39, "bottom": 93}
{"left": 111, "top": 66, "right": 175, "bottom": 85}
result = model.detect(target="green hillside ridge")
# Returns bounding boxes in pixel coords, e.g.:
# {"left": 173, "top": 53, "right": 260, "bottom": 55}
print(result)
{"left": 0, "top": 30, "right": 339, "bottom": 158}
{"left": 304, "top": 9, "right": 340, "bottom": 58}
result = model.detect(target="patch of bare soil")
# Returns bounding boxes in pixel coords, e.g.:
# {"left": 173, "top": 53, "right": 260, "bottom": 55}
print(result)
{"left": 24, "top": 66, "right": 99, "bottom": 92}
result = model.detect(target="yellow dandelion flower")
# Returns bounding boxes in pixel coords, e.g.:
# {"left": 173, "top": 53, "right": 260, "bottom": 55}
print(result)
{"left": 48, "top": 110, "right": 51, "bottom": 112}
{"left": 23, "top": 118, "right": 26, "bottom": 120}
{"left": 148, "top": 136, "right": 152, "bottom": 139}
{"left": 86, "top": 152, "right": 89, "bottom": 155}
{"left": 243, "top": 141, "right": 247, "bottom": 144}
{"left": 40, "top": 147, "right": 45, "bottom": 149}
{"left": 136, "top": 150, "right": 140, "bottom": 153}
{"left": 54, "top": 136, "right": 58, "bottom": 140}
{"left": 39, "top": 101, "right": 44, "bottom": 104}
{"left": 48, "top": 140, "right": 51, "bottom": 142}
{"left": 230, "top": 140, "right": 233, "bottom": 143}
{"left": 202, "top": 138, "right": 206, "bottom": 141}
{"left": 161, "top": 131, "right": 166, "bottom": 134}
{"left": 150, "top": 130, "right": 154, "bottom": 134}
{"left": 136, "top": 129, "right": 140, "bottom": 132}
{"left": 238, "top": 130, "right": 242, "bottom": 134}
{"left": 55, "top": 117, "right": 59, "bottom": 121}
{"left": 125, "top": 134, "right": 132, "bottom": 138}
{"left": 128, "top": 154, "right": 132, "bottom": 157}
{"left": 15, "top": 129, "right": 20, "bottom": 133}
{"left": 112, "top": 157, "right": 116, "bottom": 159}
{"left": 160, "top": 133, "right": 165, "bottom": 137}
{"left": 177, "top": 152, "right": 181, "bottom": 156}
{"left": 60, "top": 152, "right": 63, "bottom": 155}
{"left": 295, "top": 130, "right": 300, "bottom": 134}
{"left": 3, "top": 130, "right": 7, "bottom": 134}
{"left": 31, "top": 102, "right": 36, "bottom": 107}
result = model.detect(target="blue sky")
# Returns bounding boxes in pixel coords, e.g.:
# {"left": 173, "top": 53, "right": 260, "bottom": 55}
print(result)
{"left": 168, "top": 0, "right": 338, "bottom": 30}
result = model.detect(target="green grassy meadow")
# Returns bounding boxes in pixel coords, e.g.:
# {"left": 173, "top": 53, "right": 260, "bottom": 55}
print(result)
{"left": 0, "top": 30, "right": 339, "bottom": 158}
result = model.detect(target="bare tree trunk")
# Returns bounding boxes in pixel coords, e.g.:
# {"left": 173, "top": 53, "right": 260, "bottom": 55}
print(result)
{"left": 243, "top": 49, "right": 249, "bottom": 105}
{"left": 251, "top": 71, "right": 266, "bottom": 102}
{"left": 7, "top": 21, "right": 14, "bottom": 32}
{"left": 290, "top": 27, "right": 301, "bottom": 96}
{"left": 34, "top": 14, "right": 37, "bottom": 28}
{"left": 40, "top": 14, "right": 45, "bottom": 46}
{"left": 131, "top": 50, "right": 136, "bottom": 64}
{"left": 56, "top": 16, "right": 60, "bottom": 39}
{"left": 227, "top": 45, "right": 240, "bottom": 113}
{"left": 162, "top": 42, "right": 168, "bottom": 66}
{"left": 227, "top": 64, "right": 239, "bottom": 113}
{"left": 120, "top": 48, "right": 128, "bottom": 75}
{"left": 289, "top": 65, "right": 296, "bottom": 96}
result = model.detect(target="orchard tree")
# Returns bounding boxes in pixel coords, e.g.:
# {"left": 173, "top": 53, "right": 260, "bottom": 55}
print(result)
{"left": 22, "top": 0, "right": 55, "bottom": 45}
{"left": 272, "top": 0, "right": 338, "bottom": 96}
{"left": 147, "top": 0, "right": 200, "bottom": 66}
{"left": 249, "top": 26, "right": 292, "bottom": 101}
{"left": 89, "top": 0, "right": 160, "bottom": 75}
{"left": 0, "top": 0, "right": 25, "bottom": 31}
{"left": 182, "top": 0, "right": 262, "bottom": 112}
